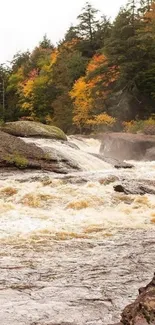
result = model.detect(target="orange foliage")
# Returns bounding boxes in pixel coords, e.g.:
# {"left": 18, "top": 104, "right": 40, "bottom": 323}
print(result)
{"left": 70, "top": 52, "right": 119, "bottom": 129}
{"left": 87, "top": 54, "right": 107, "bottom": 73}
{"left": 62, "top": 38, "right": 80, "bottom": 50}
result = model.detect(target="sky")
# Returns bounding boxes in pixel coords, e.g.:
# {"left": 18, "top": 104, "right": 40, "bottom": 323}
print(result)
{"left": 0, "top": 0, "right": 127, "bottom": 64}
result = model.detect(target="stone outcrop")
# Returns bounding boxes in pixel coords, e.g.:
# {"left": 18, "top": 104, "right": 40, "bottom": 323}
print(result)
{"left": 112, "top": 274, "right": 155, "bottom": 325}
{"left": 1, "top": 121, "right": 67, "bottom": 141}
{"left": 0, "top": 131, "right": 78, "bottom": 173}
{"left": 100, "top": 133, "right": 155, "bottom": 161}
{"left": 114, "top": 180, "right": 155, "bottom": 195}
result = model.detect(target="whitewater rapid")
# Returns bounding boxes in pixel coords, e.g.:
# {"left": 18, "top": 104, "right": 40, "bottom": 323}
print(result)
{"left": 0, "top": 136, "right": 155, "bottom": 325}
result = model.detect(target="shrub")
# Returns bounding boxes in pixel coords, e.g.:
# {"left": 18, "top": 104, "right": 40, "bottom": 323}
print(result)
{"left": 123, "top": 117, "right": 155, "bottom": 134}
{"left": 5, "top": 152, "right": 28, "bottom": 168}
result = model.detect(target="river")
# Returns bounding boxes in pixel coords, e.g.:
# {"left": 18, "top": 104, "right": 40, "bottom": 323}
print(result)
{"left": 0, "top": 136, "right": 155, "bottom": 325}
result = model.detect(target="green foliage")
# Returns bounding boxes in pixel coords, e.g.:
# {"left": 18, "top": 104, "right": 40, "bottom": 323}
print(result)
{"left": 1, "top": 1, "right": 155, "bottom": 133}
{"left": 5, "top": 152, "right": 28, "bottom": 168}
{"left": 124, "top": 117, "right": 155, "bottom": 134}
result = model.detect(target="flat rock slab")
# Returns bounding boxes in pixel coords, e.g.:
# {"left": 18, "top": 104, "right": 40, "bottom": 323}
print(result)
{"left": 100, "top": 133, "right": 155, "bottom": 161}
{"left": 0, "top": 131, "right": 78, "bottom": 173}
{"left": 1, "top": 121, "right": 67, "bottom": 141}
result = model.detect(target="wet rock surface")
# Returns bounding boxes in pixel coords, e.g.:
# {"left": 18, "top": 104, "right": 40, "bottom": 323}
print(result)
{"left": 113, "top": 274, "right": 155, "bottom": 325}
{"left": 1, "top": 121, "right": 67, "bottom": 141}
{"left": 114, "top": 181, "right": 155, "bottom": 195}
{"left": 100, "top": 133, "right": 155, "bottom": 161}
{"left": 114, "top": 162, "right": 134, "bottom": 169}
{"left": 0, "top": 131, "right": 79, "bottom": 173}
{"left": 0, "top": 230, "right": 154, "bottom": 325}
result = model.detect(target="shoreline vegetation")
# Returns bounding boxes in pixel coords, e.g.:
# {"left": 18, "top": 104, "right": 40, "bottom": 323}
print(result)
{"left": 0, "top": 1, "right": 155, "bottom": 135}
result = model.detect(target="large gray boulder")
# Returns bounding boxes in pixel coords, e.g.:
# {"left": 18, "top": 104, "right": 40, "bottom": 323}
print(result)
{"left": 145, "top": 147, "right": 155, "bottom": 160}
{"left": 100, "top": 133, "right": 155, "bottom": 161}
{"left": 1, "top": 121, "right": 67, "bottom": 141}
{"left": 0, "top": 131, "right": 78, "bottom": 173}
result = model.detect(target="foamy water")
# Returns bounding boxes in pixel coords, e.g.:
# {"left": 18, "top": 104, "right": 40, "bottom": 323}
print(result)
{"left": 0, "top": 136, "right": 155, "bottom": 325}
{"left": 0, "top": 137, "right": 155, "bottom": 241}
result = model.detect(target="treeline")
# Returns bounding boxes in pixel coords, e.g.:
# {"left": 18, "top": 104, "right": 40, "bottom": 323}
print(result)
{"left": 0, "top": 0, "right": 155, "bottom": 133}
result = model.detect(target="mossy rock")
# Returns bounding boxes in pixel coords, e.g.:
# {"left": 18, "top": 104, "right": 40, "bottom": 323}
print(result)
{"left": 0, "top": 131, "right": 78, "bottom": 172}
{"left": 1, "top": 121, "right": 67, "bottom": 141}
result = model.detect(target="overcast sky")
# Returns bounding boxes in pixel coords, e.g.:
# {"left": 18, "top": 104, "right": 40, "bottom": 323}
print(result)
{"left": 1, "top": 0, "right": 127, "bottom": 64}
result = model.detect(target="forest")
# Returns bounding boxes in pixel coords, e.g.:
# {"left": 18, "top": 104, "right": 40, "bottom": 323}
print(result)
{"left": 0, "top": 0, "right": 155, "bottom": 134}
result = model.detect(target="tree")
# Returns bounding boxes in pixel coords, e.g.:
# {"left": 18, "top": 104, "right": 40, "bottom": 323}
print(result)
{"left": 77, "top": 2, "right": 99, "bottom": 42}
{"left": 39, "top": 34, "right": 54, "bottom": 49}
{"left": 94, "top": 15, "right": 112, "bottom": 48}
{"left": 64, "top": 25, "right": 79, "bottom": 42}
{"left": 70, "top": 53, "right": 118, "bottom": 132}
{"left": 52, "top": 40, "right": 88, "bottom": 132}
{"left": 140, "top": 0, "right": 153, "bottom": 12}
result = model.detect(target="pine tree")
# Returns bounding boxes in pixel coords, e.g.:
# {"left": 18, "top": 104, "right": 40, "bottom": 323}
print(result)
{"left": 77, "top": 2, "right": 99, "bottom": 42}
{"left": 39, "top": 34, "right": 54, "bottom": 49}
{"left": 140, "top": 0, "right": 153, "bottom": 12}
{"left": 127, "top": 0, "right": 139, "bottom": 27}
{"left": 64, "top": 26, "right": 79, "bottom": 42}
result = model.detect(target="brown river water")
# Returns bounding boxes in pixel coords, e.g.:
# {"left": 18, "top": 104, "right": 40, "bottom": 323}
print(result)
{"left": 0, "top": 137, "right": 155, "bottom": 325}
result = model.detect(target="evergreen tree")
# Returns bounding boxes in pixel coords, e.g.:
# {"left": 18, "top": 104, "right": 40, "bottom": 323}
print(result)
{"left": 77, "top": 2, "right": 99, "bottom": 42}
{"left": 39, "top": 34, "right": 54, "bottom": 49}
{"left": 140, "top": 0, "right": 153, "bottom": 12}
{"left": 64, "top": 26, "right": 79, "bottom": 42}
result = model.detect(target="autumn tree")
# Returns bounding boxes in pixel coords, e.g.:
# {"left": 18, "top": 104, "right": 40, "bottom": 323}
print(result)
{"left": 70, "top": 53, "right": 117, "bottom": 132}
{"left": 52, "top": 40, "right": 88, "bottom": 132}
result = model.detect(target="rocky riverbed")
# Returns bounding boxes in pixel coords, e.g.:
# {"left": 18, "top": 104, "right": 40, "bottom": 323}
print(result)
{"left": 0, "top": 123, "right": 155, "bottom": 324}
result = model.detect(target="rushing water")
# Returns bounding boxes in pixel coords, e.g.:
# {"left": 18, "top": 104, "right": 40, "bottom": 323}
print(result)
{"left": 0, "top": 136, "right": 155, "bottom": 325}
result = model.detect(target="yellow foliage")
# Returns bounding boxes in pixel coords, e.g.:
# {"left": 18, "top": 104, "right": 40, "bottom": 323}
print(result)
{"left": 123, "top": 118, "right": 155, "bottom": 134}
{"left": 87, "top": 113, "right": 116, "bottom": 126}
{"left": 70, "top": 77, "right": 93, "bottom": 126}
{"left": 22, "top": 79, "right": 34, "bottom": 97}
{"left": 70, "top": 51, "right": 119, "bottom": 129}
{"left": 51, "top": 49, "right": 59, "bottom": 65}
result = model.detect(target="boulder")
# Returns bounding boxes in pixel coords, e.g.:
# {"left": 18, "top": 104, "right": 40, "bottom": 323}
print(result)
{"left": 114, "top": 274, "right": 155, "bottom": 325}
{"left": 1, "top": 121, "right": 67, "bottom": 141}
{"left": 114, "top": 182, "right": 155, "bottom": 195}
{"left": 0, "top": 131, "right": 78, "bottom": 173}
{"left": 114, "top": 162, "right": 134, "bottom": 169}
{"left": 145, "top": 148, "right": 155, "bottom": 161}
{"left": 100, "top": 133, "right": 155, "bottom": 161}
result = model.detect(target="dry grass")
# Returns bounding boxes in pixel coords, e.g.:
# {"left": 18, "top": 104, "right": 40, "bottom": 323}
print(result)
{"left": 0, "top": 187, "right": 18, "bottom": 197}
